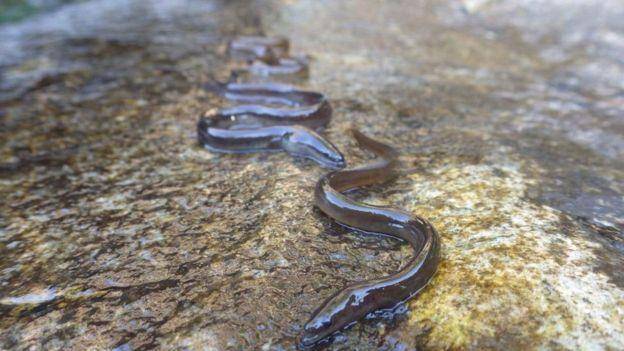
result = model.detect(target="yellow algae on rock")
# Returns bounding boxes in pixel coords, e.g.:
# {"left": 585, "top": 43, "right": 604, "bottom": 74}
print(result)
{"left": 395, "top": 165, "right": 624, "bottom": 350}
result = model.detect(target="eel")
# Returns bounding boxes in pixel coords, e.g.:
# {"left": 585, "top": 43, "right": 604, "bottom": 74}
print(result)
{"left": 247, "top": 56, "right": 309, "bottom": 77}
{"left": 203, "top": 82, "right": 331, "bottom": 129}
{"left": 300, "top": 129, "right": 440, "bottom": 348}
{"left": 228, "top": 35, "right": 308, "bottom": 77}
{"left": 228, "top": 35, "right": 290, "bottom": 62}
{"left": 197, "top": 82, "right": 345, "bottom": 169}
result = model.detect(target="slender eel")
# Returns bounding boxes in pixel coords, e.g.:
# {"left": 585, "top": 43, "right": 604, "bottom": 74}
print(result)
{"left": 197, "top": 82, "right": 344, "bottom": 169}
{"left": 247, "top": 56, "right": 309, "bottom": 78}
{"left": 203, "top": 82, "right": 331, "bottom": 129}
{"left": 228, "top": 36, "right": 308, "bottom": 77}
{"left": 228, "top": 35, "right": 290, "bottom": 62}
{"left": 300, "top": 129, "right": 441, "bottom": 348}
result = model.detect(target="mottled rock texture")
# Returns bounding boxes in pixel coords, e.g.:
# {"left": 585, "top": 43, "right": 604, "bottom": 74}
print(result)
{"left": 1, "top": 0, "right": 623, "bottom": 350}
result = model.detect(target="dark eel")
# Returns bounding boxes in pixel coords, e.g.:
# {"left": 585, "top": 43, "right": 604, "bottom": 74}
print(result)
{"left": 300, "top": 129, "right": 441, "bottom": 348}
{"left": 198, "top": 82, "right": 345, "bottom": 169}
{"left": 247, "top": 56, "right": 309, "bottom": 77}
{"left": 228, "top": 35, "right": 290, "bottom": 62}
{"left": 203, "top": 82, "right": 331, "bottom": 129}
{"left": 228, "top": 35, "right": 308, "bottom": 77}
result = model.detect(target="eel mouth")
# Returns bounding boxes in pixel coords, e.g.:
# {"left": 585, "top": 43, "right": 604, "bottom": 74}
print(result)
{"left": 298, "top": 320, "right": 342, "bottom": 350}
{"left": 298, "top": 331, "right": 327, "bottom": 350}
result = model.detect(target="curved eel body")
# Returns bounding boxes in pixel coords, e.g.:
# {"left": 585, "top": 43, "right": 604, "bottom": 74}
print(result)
{"left": 228, "top": 35, "right": 290, "bottom": 62}
{"left": 198, "top": 82, "right": 344, "bottom": 169}
{"left": 248, "top": 56, "right": 309, "bottom": 77}
{"left": 203, "top": 82, "right": 331, "bottom": 129}
{"left": 300, "top": 130, "right": 441, "bottom": 347}
{"left": 228, "top": 36, "right": 308, "bottom": 77}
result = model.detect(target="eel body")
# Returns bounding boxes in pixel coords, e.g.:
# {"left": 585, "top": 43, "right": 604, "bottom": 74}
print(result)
{"left": 209, "top": 36, "right": 441, "bottom": 348}
{"left": 228, "top": 35, "right": 308, "bottom": 77}
{"left": 300, "top": 130, "right": 440, "bottom": 347}
{"left": 197, "top": 82, "right": 344, "bottom": 169}
{"left": 228, "top": 35, "right": 290, "bottom": 62}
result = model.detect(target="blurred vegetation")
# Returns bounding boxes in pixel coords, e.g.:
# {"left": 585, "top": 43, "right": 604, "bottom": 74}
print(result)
{"left": 0, "top": 0, "right": 78, "bottom": 24}
{"left": 0, "top": 0, "right": 36, "bottom": 23}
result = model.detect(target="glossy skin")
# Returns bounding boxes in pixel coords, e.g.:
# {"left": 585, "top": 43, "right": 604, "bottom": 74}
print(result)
{"left": 248, "top": 57, "right": 309, "bottom": 77}
{"left": 203, "top": 82, "right": 331, "bottom": 129}
{"left": 300, "top": 130, "right": 441, "bottom": 348}
{"left": 197, "top": 82, "right": 345, "bottom": 169}
{"left": 228, "top": 36, "right": 308, "bottom": 76}
{"left": 228, "top": 35, "right": 290, "bottom": 62}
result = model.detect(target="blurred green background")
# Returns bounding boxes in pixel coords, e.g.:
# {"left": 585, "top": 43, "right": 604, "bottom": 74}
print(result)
{"left": 0, "top": 0, "right": 79, "bottom": 23}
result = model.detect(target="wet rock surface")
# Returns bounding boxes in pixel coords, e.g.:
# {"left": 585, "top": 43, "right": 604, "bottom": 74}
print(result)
{"left": 1, "top": 0, "right": 623, "bottom": 350}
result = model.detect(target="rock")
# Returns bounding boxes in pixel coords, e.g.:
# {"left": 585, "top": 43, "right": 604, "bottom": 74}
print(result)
{"left": 0, "top": 0, "right": 622, "bottom": 350}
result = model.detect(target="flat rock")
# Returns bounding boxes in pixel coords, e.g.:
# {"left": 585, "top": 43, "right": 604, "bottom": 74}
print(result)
{"left": 0, "top": 0, "right": 622, "bottom": 350}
